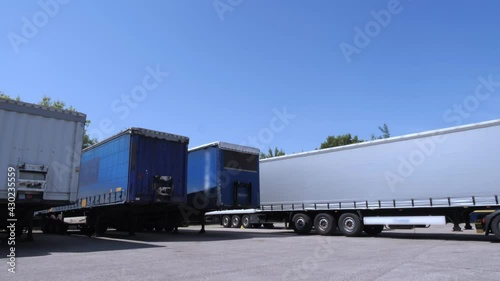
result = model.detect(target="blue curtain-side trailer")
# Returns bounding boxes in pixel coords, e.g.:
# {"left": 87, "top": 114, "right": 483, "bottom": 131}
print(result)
{"left": 185, "top": 142, "right": 260, "bottom": 232}
{"left": 40, "top": 128, "right": 189, "bottom": 236}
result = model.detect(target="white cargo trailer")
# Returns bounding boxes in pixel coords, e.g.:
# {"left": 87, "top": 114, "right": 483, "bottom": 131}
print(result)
{"left": 0, "top": 99, "right": 86, "bottom": 238}
{"left": 208, "top": 120, "right": 500, "bottom": 240}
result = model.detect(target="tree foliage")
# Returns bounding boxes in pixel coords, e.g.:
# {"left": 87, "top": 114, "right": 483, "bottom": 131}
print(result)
{"left": 1, "top": 93, "right": 97, "bottom": 149}
{"left": 319, "top": 133, "right": 363, "bottom": 149}
{"left": 260, "top": 147, "right": 286, "bottom": 159}
{"left": 0, "top": 91, "right": 21, "bottom": 101}
{"left": 39, "top": 95, "right": 71, "bottom": 110}
{"left": 371, "top": 123, "right": 390, "bottom": 140}
{"left": 320, "top": 124, "right": 391, "bottom": 149}
{"left": 38, "top": 96, "right": 98, "bottom": 149}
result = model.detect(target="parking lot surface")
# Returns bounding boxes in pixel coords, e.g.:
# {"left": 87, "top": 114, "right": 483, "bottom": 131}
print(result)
{"left": 1, "top": 224, "right": 499, "bottom": 281}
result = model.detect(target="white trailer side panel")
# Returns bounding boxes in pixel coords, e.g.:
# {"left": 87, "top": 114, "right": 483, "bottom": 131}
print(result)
{"left": 0, "top": 100, "right": 86, "bottom": 206}
{"left": 260, "top": 120, "right": 500, "bottom": 209}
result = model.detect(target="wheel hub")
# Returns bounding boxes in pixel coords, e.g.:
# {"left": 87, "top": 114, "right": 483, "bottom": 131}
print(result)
{"left": 344, "top": 218, "right": 355, "bottom": 232}
{"left": 319, "top": 218, "right": 329, "bottom": 231}
{"left": 296, "top": 218, "right": 305, "bottom": 229}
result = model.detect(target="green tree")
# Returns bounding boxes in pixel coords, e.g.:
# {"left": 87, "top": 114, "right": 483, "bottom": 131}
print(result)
{"left": 370, "top": 123, "right": 390, "bottom": 140}
{"left": 37, "top": 96, "right": 97, "bottom": 149}
{"left": 0, "top": 91, "right": 21, "bottom": 101}
{"left": 1, "top": 93, "right": 97, "bottom": 149}
{"left": 260, "top": 147, "right": 286, "bottom": 159}
{"left": 319, "top": 133, "right": 363, "bottom": 149}
{"left": 39, "top": 95, "right": 69, "bottom": 110}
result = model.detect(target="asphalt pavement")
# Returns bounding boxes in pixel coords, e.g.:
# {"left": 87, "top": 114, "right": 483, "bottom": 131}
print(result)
{"left": 1, "top": 224, "right": 499, "bottom": 281}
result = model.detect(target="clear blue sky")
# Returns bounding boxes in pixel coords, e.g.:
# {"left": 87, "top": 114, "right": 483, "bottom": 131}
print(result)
{"left": 1, "top": 1, "right": 500, "bottom": 153}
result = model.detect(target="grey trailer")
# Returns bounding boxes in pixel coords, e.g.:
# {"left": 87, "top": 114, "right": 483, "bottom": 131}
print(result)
{"left": 0, "top": 99, "right": 86, "bottom": 238}
{"left": 209, "top": 119, "right": 500, "bottom": 240}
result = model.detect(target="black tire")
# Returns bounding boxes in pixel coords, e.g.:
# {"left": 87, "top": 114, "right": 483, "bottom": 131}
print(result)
{"left": 41, "top": 219, "right": 50, "bottom": 234}
{"left": 164, "top": 226, "right": 175, "bottom": 233}
{"left": 96, "top": 224, "right": 108, "bottom": 235}
{"left": 222, "top": 215, "right": 231, "bottom": 228}
{"left": 58, "top": 224, "right": 69, "bottom": 235}
{"left": 80, "top": 226, "right": 94, "bottom": 237}
{"left": 242, "top": 215, "right": 251, "bottom": 228}
{"left": 231, "top": 215, "right": 242, "bottom": 228}
{"left": 292, "top": 213, "right": 312, "bottom": 235}
{"left": 363, "top": 225, "right": 384, "bottom": 236}
{"left": 338, "top": 213, "right": 363, "bottom": 237}
{"left": 314, "top": 213, "right": 336, "bottom": 236}
{"left": 491, "top": 215, "right": 500, "bottom": 240}
{"left": 49, "top": 219, "right": 57, "bottom": 234}
{"left": 15, "top": 226, "right": 25, "bottom": 239}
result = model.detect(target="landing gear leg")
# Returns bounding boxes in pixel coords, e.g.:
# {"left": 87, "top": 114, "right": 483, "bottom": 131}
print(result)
{"left": 26, "top": 211, "right": 34, "bottom": 241}
{"left": 93, "top": 215, "right": 101, "bottom": 237}
{"left": 452, "top": 223, "right": 462, "bottom": 232}
{"left": 26, "top": 223, "right": 34, "bottom": 241}
{"left": 128, "top": 210, "right": 136, "bottom": 237}
{"left": 450, "top": 213, "right": 462, "bottom": 232}
{"left": 199, "top": 213, "right": 206, "bottom": 234}
{"left": 464, "top": 221, "right": 473, "bottom": 230}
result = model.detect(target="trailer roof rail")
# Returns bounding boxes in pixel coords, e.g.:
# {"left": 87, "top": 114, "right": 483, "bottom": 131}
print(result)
{"left": 261, "top": 118, "right": 500, "bottom": 162}
{"left": 0, "top": 98, "right": 86, "bottom": 123}
{"left": 189, "top": 141, "right": 259, "bottom": 155}
{"left": 83, "top": 127, "right": 189, "bottom": 151}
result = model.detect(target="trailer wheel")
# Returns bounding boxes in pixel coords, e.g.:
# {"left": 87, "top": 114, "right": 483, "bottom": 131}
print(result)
{"left": 58, "top": 224, "right": 69, "bottom": 235}
{"left": 491, "top": 215, "right": 500, "bottom": 240}
{"left": 338, "top": 213, "right": 363, "bottom": 237}
{"left": 80, "top": 226, "right": 94, "bottom": 237}
{"left": 41, "top": 218, "right": 50, "bottom": 234}
{"left": 222, "top": 215, "right": 231, "bottom": 228}
{"left": 15, "top": 226, "right": 25, "bottom": 239}
{"left": 314, "top": 213, "right": 336, "bottom": 236}
{"left": 49, "top": 218, "right": 58, "bottom": 234}
{"left": 292, "top": 213, "right": 312, "bottom": 235}
{"left": 363, "top": 225, "right": 384, "bottom": 236}
{"left": 231, "top": 215, "right": 242, "bottom": 228}
{"left": 96, "top": 224, "right": 108, "bottom": 235}
{"left": 242, "top": 215, "right": 251, "bottom": 228}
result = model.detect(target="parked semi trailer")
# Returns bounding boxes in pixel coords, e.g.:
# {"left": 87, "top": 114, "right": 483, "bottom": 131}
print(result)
{"left": 40, "top": 128, "right": 189, "bottom": 236}
{"left": 185, "top": 142, "right": 260, "bottom": 232}
{"left": 208, "top": 120, "right": 500, "bottom": 240}
{"left": 0, "top": 99, "right": 86, "bottom": 239}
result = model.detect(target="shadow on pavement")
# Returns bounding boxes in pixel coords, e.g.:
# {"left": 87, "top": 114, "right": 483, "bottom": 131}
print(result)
{"left": 0, "top": 227, "right": 297, "bottom": 258}
{"left": 100, "top": 227, "right": 297, "bottom": 243}
{"left": 0, "top": 232, "right": 163, "bottom": 258}
{"left": 3, "top": 226, "right": 495, "bottom": 259}
{"left": 376, "top": 230, "right": 499, "bottom": 242}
